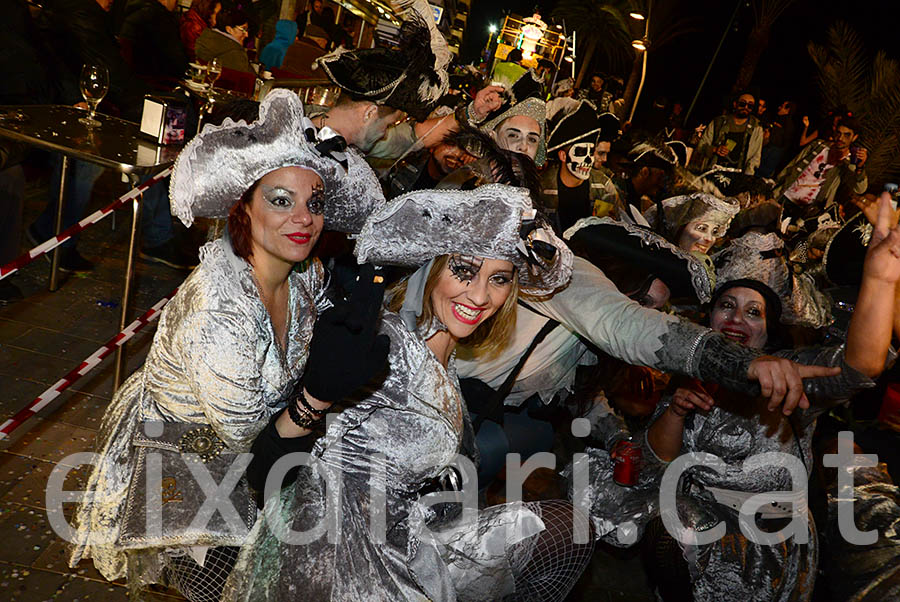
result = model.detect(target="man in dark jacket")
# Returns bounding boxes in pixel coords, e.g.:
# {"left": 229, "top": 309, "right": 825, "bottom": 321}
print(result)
{"left": 36, "top": 0, "right": 144, "bottom": 117}
{"left": 118, "top": 0, "right": 188, "bottom": 82}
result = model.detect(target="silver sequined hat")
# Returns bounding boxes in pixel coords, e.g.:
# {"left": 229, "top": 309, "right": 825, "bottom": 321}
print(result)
{"left": 169, "top": 89, "right": 383, "bottom": 234}
{"left": 712, "top": 232, "right": 832, "bottom": 328}
{"left": 355, "top": 183, "right": 573, "bottom": 296}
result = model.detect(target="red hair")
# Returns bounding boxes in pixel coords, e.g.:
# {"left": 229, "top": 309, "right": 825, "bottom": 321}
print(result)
{"left": 227, "top": 184, "right": 257, "bottom": 260}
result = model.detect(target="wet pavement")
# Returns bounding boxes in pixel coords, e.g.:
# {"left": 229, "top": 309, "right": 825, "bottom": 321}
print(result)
{"left": 0, "top": 165, "right": 655, "bottom": 601}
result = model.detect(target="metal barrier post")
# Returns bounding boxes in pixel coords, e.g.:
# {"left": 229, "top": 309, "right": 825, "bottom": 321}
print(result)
{"left": 48, "top": 156, "right": 69, "bottom": 291}
{"left": 114, "top": 185, "right": 143, "bottom": 390}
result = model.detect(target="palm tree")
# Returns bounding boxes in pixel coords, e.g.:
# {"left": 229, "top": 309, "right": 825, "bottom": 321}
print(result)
{"left": 808, "top": 21, "right": 900, "bottom": 187}
{"left": 551, "top": 0, "right": 633, "bottom": 89}
{"left": 731, "top": 0, "right": 799, "bottom": 93}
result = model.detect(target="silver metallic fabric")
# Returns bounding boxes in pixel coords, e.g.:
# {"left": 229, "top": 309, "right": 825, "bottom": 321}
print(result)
{"left": 354, "top": 184, "right": 573, "bottom": 296}
{"left": 713, "top": 231, "right": 833, "bottom": 329}
{"left": 823, "top": 463, "right": 900, "bottom": 601}
{"left": 459, "top": 257, "right": 722, "bottom": 407}
{"left": 648, "top": 345, "right": 873, "bottom": 602}
{"left": 170, "top": 89, "right": 383, "bottom": 234}
{"left": 224, "top": 312, "right": 582, "bottom": 601}
{"left": 69, "top": 237, "right": 329, "bottom": 582}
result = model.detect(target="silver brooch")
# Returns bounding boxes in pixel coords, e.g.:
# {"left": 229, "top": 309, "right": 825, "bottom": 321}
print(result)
{"left": 179, "top": 426, "right": 225, "bottom": 462}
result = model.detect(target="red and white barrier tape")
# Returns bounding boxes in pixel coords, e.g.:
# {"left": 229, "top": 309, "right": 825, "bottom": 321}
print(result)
{"left": 0, "top": 288, "right": 178, "bottom": 441}
{"left": 0, "top": 166, "right": 173, "bottom": 281}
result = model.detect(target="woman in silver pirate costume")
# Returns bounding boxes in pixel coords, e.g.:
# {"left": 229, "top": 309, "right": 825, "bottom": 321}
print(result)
{"left": 225, "top": 185, "right": 597, "bottom": 601}
{"left": 642, "top": 195, "right": 900, "bottom": 601}
{"left": 643, "top": 191, "right": 740, "bottom": 256}
{"left": 67, "top": 90, "right": 383, "bottom": 600}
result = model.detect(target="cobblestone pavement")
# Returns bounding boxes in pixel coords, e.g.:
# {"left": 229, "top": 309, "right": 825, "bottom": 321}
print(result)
{"left": 0, "top": 167, "right": 655, "bottom": 601}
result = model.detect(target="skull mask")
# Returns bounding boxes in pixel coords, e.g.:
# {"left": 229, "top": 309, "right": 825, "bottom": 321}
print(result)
{"left": 565, "top": 142, "right": 595, "bottom": 180}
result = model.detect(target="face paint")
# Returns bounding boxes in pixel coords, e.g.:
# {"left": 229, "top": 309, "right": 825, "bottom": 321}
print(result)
{"left": 566, "top": 142, "right": 595, "bottom": 180}
{"left": 677, "top": 220, "right": 724, "bottom": 254}
{"left": 448, "top": 254, "right": 484, "bottom": 285}
{"left": 247, "top": 167, "right": 325, "bottom": 266}
{"left": 261, "top": 183, "right": 326, "bottom": 215}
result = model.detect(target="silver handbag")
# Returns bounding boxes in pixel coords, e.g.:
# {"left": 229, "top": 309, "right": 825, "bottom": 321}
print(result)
{"left": 118, "top": 421, "right": 257, "bottom": 549}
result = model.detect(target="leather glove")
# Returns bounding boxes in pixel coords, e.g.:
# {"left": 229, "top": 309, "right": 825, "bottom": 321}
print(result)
{"left": 303, "top": 264, "right": 390, "bottom": 402}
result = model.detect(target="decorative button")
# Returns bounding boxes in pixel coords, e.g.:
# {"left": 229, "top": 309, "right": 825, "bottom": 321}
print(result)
{"left": 179, "top": 426, "right": 225, "bottom": 462}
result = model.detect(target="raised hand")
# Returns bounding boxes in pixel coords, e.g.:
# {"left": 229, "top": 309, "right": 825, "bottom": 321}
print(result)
{"left": 472, "top": 85, "right": 505, "bottom": 121}
{"left": 303, "top": 264, "right": 391, "bottom": 402}
{"left": 862, "top": 192, "right": 900, "bottom": 285}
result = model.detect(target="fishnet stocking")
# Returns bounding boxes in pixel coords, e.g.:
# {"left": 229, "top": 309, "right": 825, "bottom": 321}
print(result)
{"left": 162, "top": 546, "right": 239, "bottom": 602}
{"left": 505, "top": 500, "right": 595, "bottom": 602}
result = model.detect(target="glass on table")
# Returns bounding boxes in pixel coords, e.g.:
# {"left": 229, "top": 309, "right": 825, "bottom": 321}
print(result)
{"left": 79, "top": 63, "right": 109, "bottom": 128}
{"left": 207, "top": 58, "right": 222, "bottom": 92}
{"left": 188, "top": 62, "right": 208, "bottom": 85}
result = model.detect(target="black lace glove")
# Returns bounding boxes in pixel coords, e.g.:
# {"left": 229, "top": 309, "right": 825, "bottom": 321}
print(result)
{"left": 303, "top": 264, "right": 390, "bottom": 402}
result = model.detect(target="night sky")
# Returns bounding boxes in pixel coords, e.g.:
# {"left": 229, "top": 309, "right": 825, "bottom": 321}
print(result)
{"left": 460, "top": 0, "right": 897, "bottom": 128}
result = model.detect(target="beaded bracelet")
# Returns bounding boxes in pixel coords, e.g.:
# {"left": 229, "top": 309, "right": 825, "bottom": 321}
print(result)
{"left": 297, "top": 390, "right": 326, "bottom": 417}
{"left": 287, "top": 397, "right": 323, "bottom": 429}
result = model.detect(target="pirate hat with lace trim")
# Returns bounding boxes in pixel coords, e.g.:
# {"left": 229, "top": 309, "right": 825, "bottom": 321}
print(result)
{"left": 564, "top": 217, "right": 713, "bottom": 303}
{"left": 711, "top": 231, "right": 832, "bottom": 328}
{"left": 643, "top": 192, "right": 740, "bottom": 244}
{"left": 169, "top": 89, "right": 382, "bottom": 234}
{"left": 354, "top": 184, "right": 573, "bottom": 296}
{"left": 546, "top": 100, "right": 604, "bottom": 152}
{"left": 313, "top": 0, "right": 450, "bottom": 121}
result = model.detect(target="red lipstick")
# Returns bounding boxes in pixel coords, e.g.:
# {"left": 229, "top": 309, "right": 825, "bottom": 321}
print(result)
{"left": 285, "top": 232, "right": 311, "bottom": 245}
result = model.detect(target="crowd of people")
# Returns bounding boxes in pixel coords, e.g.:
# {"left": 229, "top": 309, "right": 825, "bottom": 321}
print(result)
{"left": 4, "top": 1, "right": 900, "bottom": 601}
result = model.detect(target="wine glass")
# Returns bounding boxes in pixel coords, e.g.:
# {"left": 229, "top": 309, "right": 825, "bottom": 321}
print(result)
{"left": 207, "top": 58, "right": 222, "bottom": 97}
{"left": 79, "top": 63, "right": 109, "bottom": 128}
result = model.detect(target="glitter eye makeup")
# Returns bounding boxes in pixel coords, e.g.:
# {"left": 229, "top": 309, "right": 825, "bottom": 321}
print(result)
{"left": 307, "top": 184, "right": 326, "bottom": 215}
{"left": 261, "top": 185, "right": 295, "bottom": 211}
{"left": 448, "top": 254, "right": 484, "bottom": 284}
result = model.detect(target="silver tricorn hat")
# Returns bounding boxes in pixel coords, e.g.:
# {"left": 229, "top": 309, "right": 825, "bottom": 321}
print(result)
{"left": 354, "top": 184, "right": 573, "bottom": 296}
{"left": 169, "top": 89, "right": 383, "bottom": 233}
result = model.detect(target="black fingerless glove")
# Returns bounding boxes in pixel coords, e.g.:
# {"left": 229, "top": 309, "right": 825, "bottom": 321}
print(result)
{"left": 303, "top": 264, "right": 391, "bottom": 402}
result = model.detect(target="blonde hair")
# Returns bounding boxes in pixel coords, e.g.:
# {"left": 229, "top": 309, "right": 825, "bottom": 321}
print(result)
{"left": 387, "top": 255, "right": 519, "bottom": 359}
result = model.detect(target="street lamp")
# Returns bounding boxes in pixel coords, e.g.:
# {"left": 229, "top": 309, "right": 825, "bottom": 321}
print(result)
{"left": 484, "top": 24, "right": 498, "bottom": 62}
{"left": 628, "top": 2, "right": 651, "bottom": 123}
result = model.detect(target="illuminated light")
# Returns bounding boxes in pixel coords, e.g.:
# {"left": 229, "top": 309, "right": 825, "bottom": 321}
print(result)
{"left": 564, "top": 56, "right": 573, "bottom": 62}
{"left": 489, "top": 24, "right": 497, "bottom": 33}
{"left": 520, "top": 12, "right": 547, "bottom": 61}
{"left": 555, "top": 24, "right": 562, "bottom": 30}
{"left": 629, "top": 11, "right": 645, "bottom": 20}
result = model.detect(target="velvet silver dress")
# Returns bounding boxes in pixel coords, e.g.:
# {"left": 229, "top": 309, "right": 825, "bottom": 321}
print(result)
{"left": 224, "top": 312, "right": 593, "bottom": 601}
{"left": 69, "top": 237, "right": 330, "bottom": 582}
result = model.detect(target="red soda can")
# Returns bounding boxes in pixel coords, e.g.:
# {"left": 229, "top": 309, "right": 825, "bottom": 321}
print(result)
{"left": 612, "top": 440, "right": 642, "bottom": 487}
